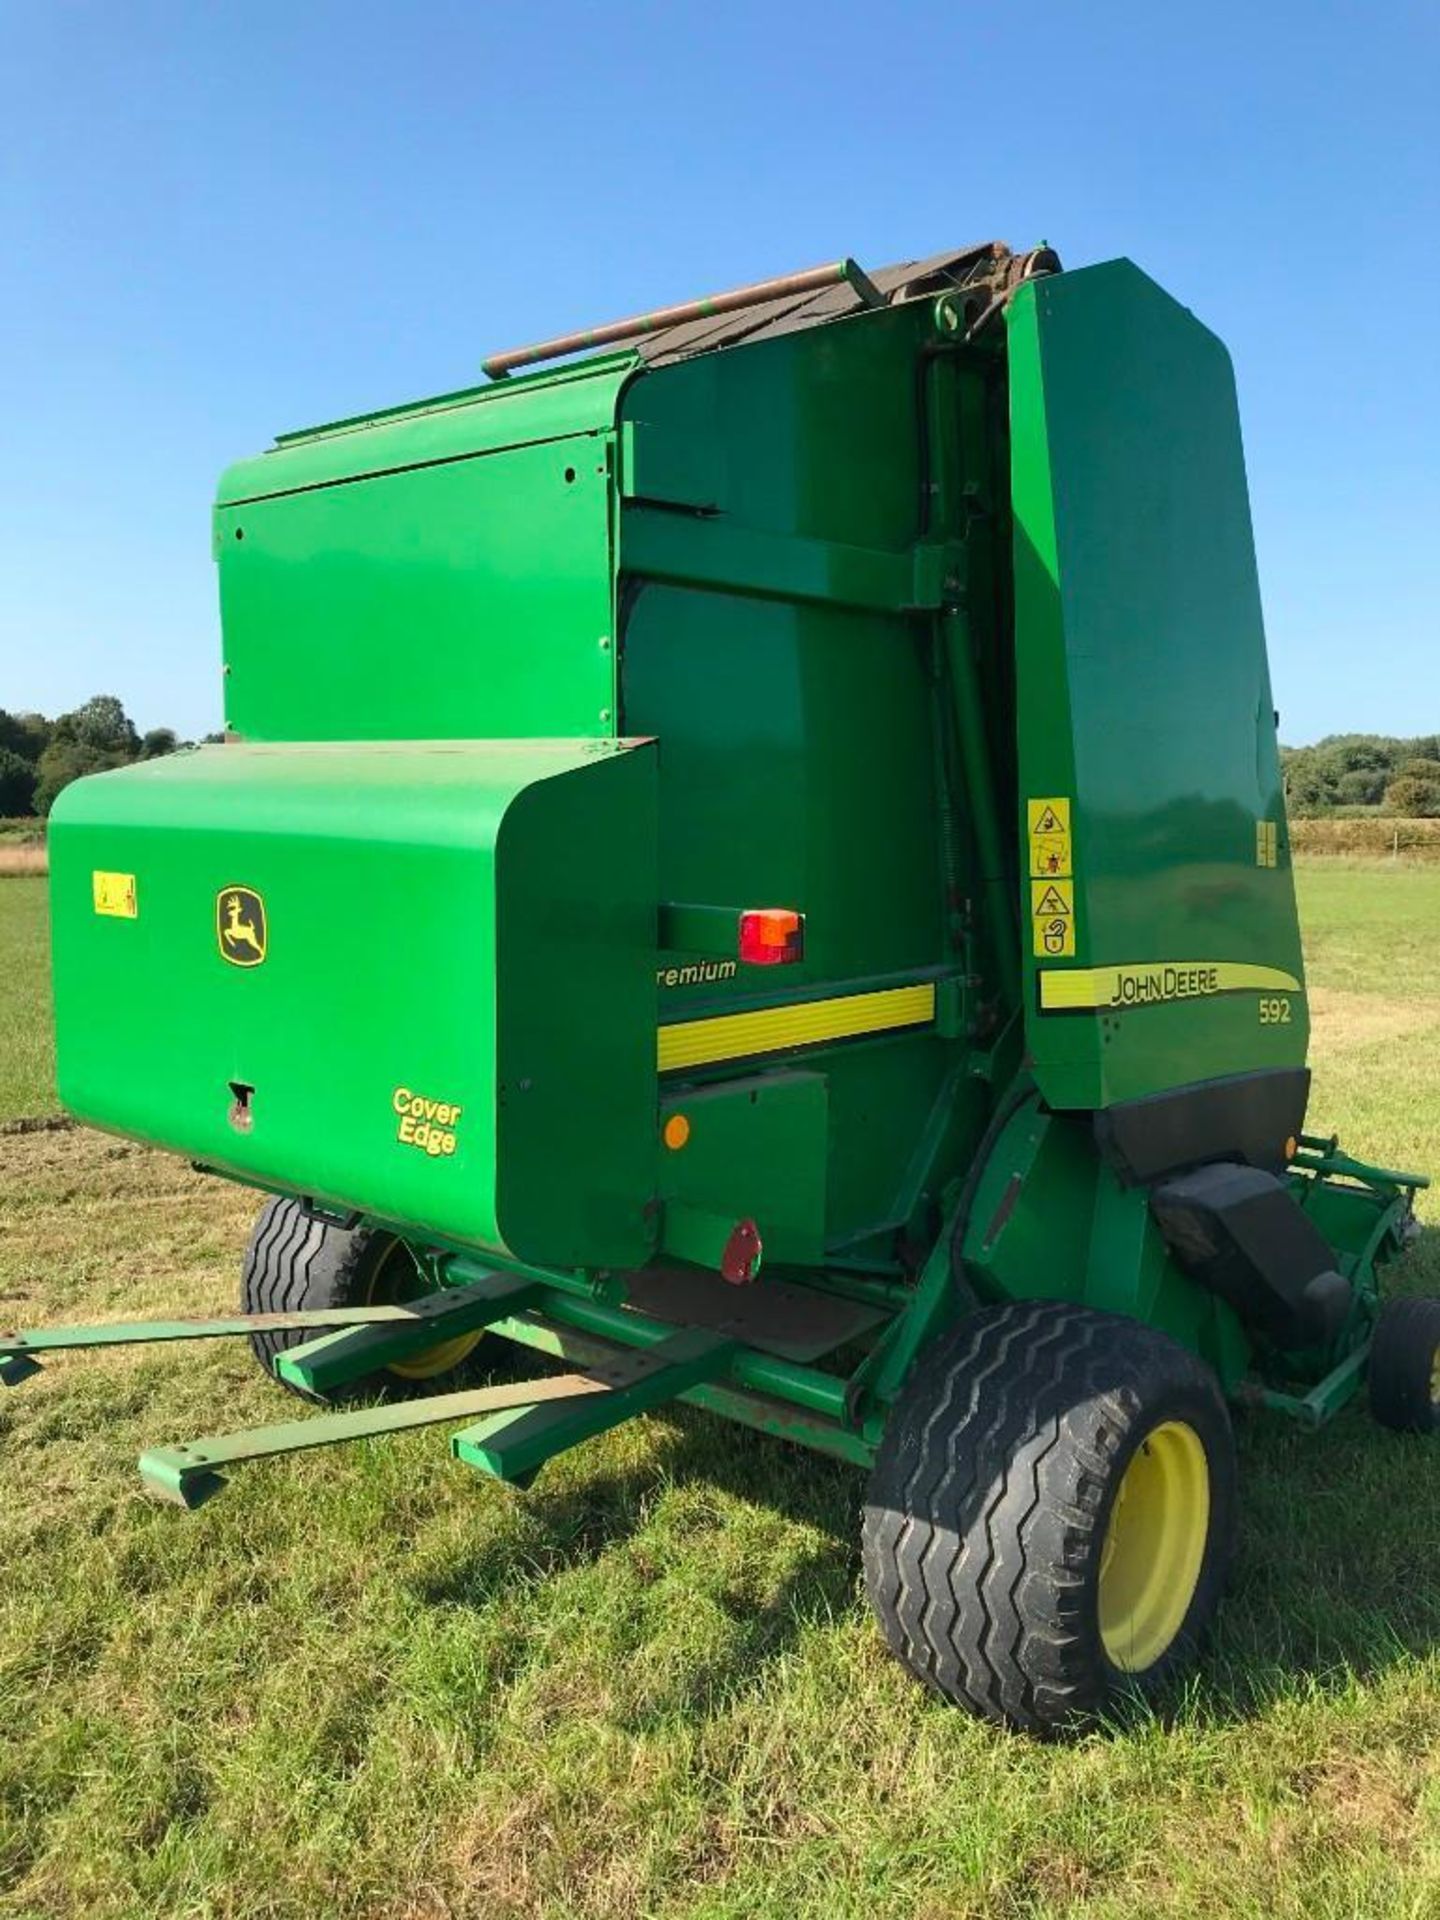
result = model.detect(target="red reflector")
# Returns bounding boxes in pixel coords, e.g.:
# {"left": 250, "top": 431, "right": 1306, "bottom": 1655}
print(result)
{"left": 738, "top": 908, "right": 804, "bottom": 966}
{"left": 721, "top": 1219, "right": 763, "bottom": 1285}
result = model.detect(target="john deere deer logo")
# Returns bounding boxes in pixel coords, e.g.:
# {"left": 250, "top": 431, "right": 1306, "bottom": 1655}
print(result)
{"left": 217, "top": 886, "right": 267, "bottom": 968}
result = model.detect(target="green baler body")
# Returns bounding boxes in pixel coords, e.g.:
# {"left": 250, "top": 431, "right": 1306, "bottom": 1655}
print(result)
{"left": 49, "top": 255, "right": 1310, "bottom": 1350}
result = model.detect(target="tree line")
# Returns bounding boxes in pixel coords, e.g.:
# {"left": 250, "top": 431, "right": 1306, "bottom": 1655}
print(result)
{"left": 0, "top": 696, "right": 221, "bottom": 818}
{"left": 5, "top": 700, "right": 1437, "bottom": 822}
{"left": 1280, "top": 735, "right": 1440, "bottom": 817}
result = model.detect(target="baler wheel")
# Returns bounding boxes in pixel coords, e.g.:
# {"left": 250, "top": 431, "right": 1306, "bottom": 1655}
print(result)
{"left": 861, "top": 1301, "right": 1237, "bottom": 1734}
{"left": 242, "top": 1196, "right": 483, "bottom": 1404}
{"left": 1369, "top": 1296, "right": 1440, "bottom": 1435}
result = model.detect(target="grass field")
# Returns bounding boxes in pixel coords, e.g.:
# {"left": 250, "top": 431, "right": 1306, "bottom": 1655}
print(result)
{"left": 1, "top": 867, "right": 1438, "bottom": 1919}
{"left": 0, "top": 877, "right": 53, "bottom": 1121}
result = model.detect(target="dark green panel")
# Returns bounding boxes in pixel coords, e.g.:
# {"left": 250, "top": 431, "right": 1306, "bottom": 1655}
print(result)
{"left": 659, "top": 1071, "right": 828, "bottom": 1265}
{"left": 621, "top": 585, "right": 944, "bottom": 1000}
{"left": 614, "top": 310, "right": 965, "bottom": 1253}
{"left": 816, "top": 1032, "right": 962, "bottom": 1243}
{"left": 619, "top": 306, "right": 925, "bottom": 550}
{"left": 1008, "top": 260, "right": 1308, "bottom": 1108}
{"left": 620, "top": 568, "right": 958, "bottom": 1248}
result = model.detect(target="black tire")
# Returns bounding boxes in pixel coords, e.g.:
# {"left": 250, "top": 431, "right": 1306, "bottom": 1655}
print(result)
{"left": 241, "top": 1195, "right": 483, "bottom": 1405}
{"left": 862, "top": 1300, "right": 1237, "bottom": 1735}
{"left": 1369, "top": 1297, "right": 1440, "bottom": 1434}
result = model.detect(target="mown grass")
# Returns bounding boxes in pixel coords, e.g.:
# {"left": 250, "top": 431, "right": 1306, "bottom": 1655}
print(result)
{"left": 0, "top": 863, "right": 1438, "bottom": 1918}
{"left": 0, "top": 877, "right": 54, "bottom": 1121}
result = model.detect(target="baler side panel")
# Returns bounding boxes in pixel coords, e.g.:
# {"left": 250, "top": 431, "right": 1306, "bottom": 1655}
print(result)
{"left": 49, "top": 741, "right": 657, "bottom": 1268}
{"left": 1008, "top": 260, "right": 1308, "bottom": 1109}
{"left": 215, "top": 362, "right": 632, "bottom": 745}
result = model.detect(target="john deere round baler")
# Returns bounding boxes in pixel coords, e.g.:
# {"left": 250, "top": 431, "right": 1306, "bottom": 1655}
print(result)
{"left": 12, "top": 242, "right": 1431, "bottom": 1733}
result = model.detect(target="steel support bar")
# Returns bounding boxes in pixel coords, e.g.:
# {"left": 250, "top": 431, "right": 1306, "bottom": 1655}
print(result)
{"left": 481, "top": 258, "right": 876, "bottom": 378}
{"left": 0, "top": 1292, "right": 510, "bottom": 1389}
{"left": 139, "top": 1371, "right": 616, "bottom": 1510}
{"left": 452, "top": 1327, "right": 736, "bottom": 1483}
{"left": 801, "top": 1267, "right": 914, "bottom": 1310}
{"left": 1241, "top": 1339, "right": 1373, "bottom": 1429}
{"left": 1292, "top": 1143, "right": 1429, "bottom": 1192}
{"left": 477, "top": 1310, "right": 874, "bottom": 1468}
{"left": 274, "top": 1271, "right": 538, "bottom": 1395}
{"left": 463, "top": 1278, "right": 852, "bottom": 1423}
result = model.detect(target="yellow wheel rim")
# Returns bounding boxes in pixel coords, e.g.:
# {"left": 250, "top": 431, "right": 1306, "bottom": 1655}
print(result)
{"left": 365, "top": 1242, "right": 484, "bottom": 1382}
{"left": 1098, "top": 1419, "right": 1210, "bottom": 1674}
{"left": 1429, "top": 1344, "right": 1440, "bottom": 1408}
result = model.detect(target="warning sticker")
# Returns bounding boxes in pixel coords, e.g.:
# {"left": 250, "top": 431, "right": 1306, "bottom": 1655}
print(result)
{"left": 1030, "top": 877, "right": 1075, "bottom": 957}
{"left": 1255, "top": 820, "right": 1278, "bottom": 868}
{"left": 93, "top": 870, "right": 137, "bottom": 919}
{"left": 1027, "top": 796, "right": 1072, "bottom": 879}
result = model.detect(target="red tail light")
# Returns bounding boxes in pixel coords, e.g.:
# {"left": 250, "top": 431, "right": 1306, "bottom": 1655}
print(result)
{"left": 738, "top": 908, "right": 804, "bottom": 966}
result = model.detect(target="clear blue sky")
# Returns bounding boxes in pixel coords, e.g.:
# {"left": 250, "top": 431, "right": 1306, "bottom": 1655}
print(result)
{"left": 1, "top": 1, "right": 1435, "bottom": 745}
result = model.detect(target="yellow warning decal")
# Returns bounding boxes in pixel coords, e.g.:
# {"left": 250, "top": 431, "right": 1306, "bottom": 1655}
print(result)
{"left": 658, "top": 982, "right": 936, "bottom": 1073}
{"left": 1027, "top": 796, "right": 1072, "bottom": 879}
{"left": 1255, "top": 820, "right": 1278, "bottom": 868}
{"left": 1030, "top": 877, "right": 1075, "bottom": 958}
{"left": 92, "top": 871, "right": 137, "bottom": 918}
{"left": 1039, "top": 961, "right": 1303, "bottom": 1013}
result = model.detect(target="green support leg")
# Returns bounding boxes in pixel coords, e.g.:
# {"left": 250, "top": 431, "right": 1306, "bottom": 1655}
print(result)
{"left": 453, "top": 1326, "right": 736, "bottom": 1484}
{"left": 139, "top": 1371, "right": 617, "bottom": 1510}
{"left": 0, "top": 1296, "right": 511, "bottom": 1388}
{"left": 1243, "top": 1339, "right": 1373, "bottom": 1428}
{"left": 274, "top": 1271, "right": 538, "bottom": 1395}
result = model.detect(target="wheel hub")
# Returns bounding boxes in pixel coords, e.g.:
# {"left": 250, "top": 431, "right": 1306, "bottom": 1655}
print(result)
{"left": 367, "top": 1241, "right": 484, "bottom": 1381}
{"left": 1098, "top": 1418, "right": 1210, "bottom": 1673}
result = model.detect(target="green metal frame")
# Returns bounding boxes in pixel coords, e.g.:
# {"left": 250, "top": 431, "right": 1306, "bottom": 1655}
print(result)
{"left": 3, "top": 1122, "right": 1422, "bottom": 1506}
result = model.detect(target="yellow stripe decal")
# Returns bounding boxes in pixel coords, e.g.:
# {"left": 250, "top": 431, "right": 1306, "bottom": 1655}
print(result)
{"left": 658, "top": 982, "right": 936, "bottom": 1073}
{"left": 1039, "top": 961, "right": 1303, "bottom": 1013}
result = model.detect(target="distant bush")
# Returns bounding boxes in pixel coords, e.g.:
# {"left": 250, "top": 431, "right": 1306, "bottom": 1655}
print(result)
{"left": 1281, "top": 734, "right": 1440, "bottom": 816}
{"left": 1333, "top": 768, "right": 1387, "bottom": 807}
{"left": 1381, "top": 759, "right": 1440, "bottom": 819}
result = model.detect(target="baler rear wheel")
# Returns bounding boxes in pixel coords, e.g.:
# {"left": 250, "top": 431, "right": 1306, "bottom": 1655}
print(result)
{"left": 861, "top": 1300, "right": 1237, "bottom": 1735}
{"left": 1369, "top": 1296, "right": 1440, "bottom": 1434}
{"left": 241, "top": 1195, "right": 484, "bottom": 1404}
